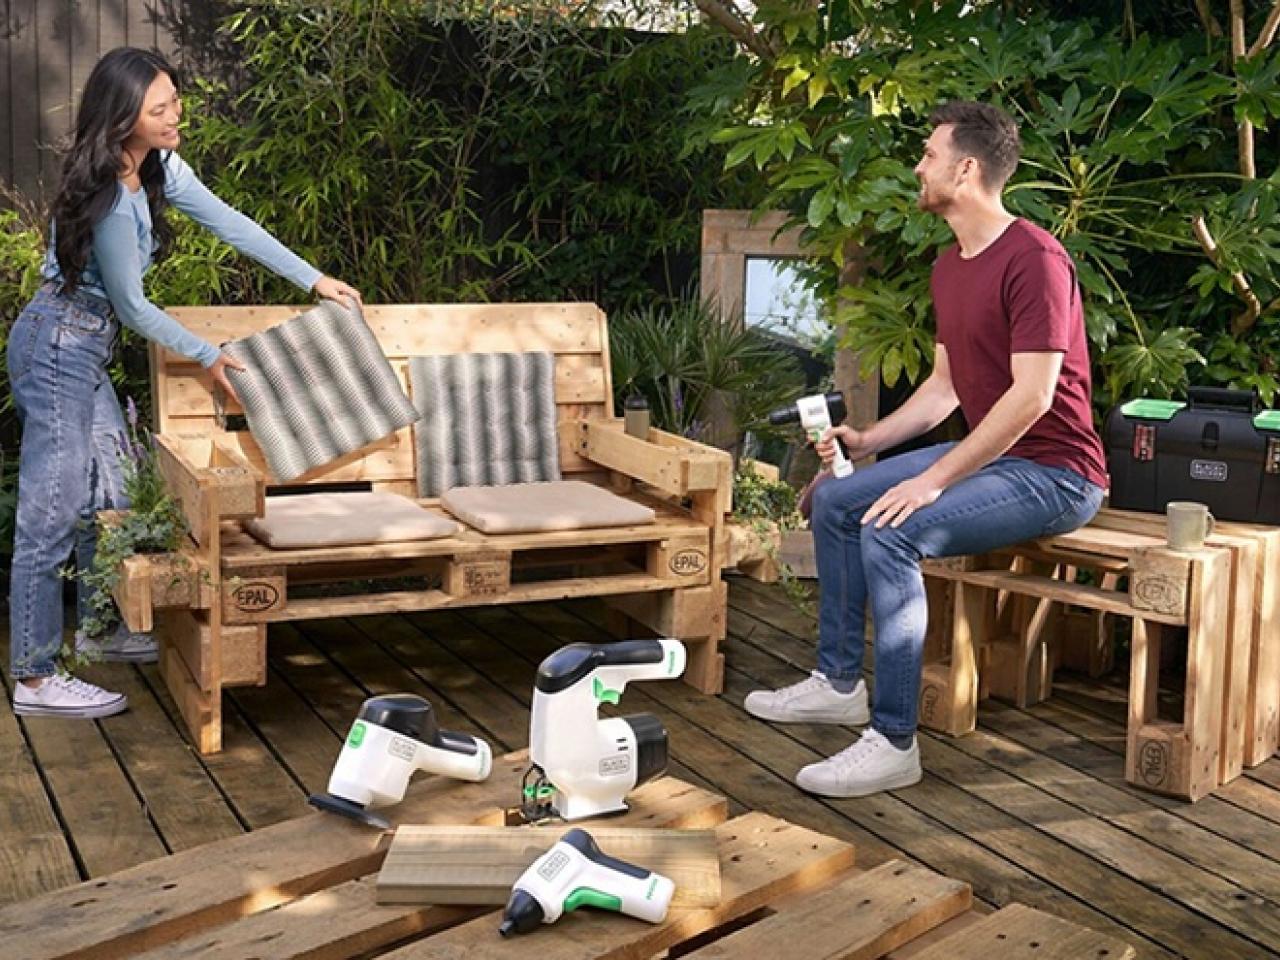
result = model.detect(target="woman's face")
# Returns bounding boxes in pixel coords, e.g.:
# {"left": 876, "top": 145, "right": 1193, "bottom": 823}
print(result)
{"left": 124, "top": 71, "right": 182, "bottom": 155}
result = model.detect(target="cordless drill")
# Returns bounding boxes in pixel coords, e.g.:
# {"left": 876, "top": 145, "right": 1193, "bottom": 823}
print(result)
{"left": 498, "top": 828, "right": 675, "bottom": 937}
{"left": 768, "top": 392, "right": 853, "bottom": 478}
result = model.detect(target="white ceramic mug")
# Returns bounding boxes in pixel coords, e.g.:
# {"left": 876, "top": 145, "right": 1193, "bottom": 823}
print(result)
{"left": 1166, "top": 501, "right": 1215, "bottom": 551}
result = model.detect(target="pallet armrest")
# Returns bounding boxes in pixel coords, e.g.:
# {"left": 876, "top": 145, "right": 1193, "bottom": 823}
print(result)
{"left": 156, "top": 434, "right": 265, "bottom": 545}
{"left": 579, "top": 420, "right": 729, "bottom": 498}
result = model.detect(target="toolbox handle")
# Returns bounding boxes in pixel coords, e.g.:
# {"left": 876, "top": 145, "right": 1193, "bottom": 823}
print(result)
{"left": 1187, "top": 386, "right": 1259, "bottom": 413}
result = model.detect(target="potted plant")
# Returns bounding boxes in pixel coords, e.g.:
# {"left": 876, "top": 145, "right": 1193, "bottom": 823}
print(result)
{"left": 72, "top": 398, "right": 189, "bottom": 662}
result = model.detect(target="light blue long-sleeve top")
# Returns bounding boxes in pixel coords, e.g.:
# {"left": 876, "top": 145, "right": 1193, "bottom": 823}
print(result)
{"left": 42, "top": 151, "right": 323, "bottom": 368}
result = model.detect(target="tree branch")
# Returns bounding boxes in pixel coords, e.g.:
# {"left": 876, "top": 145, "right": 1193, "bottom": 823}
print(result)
{"left": 1193, "top": 214, "right": 1262, "bottom": 334}
{"left": 1194, "top": 0, "right": 1223, "bottom": 37}
{"left": 1230, "top": 0, "right": 1248, "bottom": 57}
{"left": 1228, "top": 0, "right": 1258, "bottom": 179}
{"left": 693, "top": 0, "right": 776, "bottom": 61}
{"left": 1248, "top": 0, "right": 1280, "bottom": 56}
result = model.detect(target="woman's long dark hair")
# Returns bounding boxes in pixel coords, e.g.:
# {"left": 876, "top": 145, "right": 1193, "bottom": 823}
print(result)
{"left": 52, "top": 47, "right": 178, "bottom": 292}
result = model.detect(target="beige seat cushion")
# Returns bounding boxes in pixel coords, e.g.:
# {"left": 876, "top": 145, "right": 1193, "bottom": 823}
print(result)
{"left": 441, "top": 480, "right": 655, "bottom": 534}
{"left": 245, "top": 492, "right": 458, "bottom": 549}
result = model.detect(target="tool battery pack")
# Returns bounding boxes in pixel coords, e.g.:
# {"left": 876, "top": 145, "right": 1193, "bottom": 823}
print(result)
{"left": 1104, "top": 387, "right": 1280, "bottom": 525}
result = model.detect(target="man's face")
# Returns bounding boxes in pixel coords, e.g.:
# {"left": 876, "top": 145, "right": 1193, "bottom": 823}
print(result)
{"left": 914, "top": 125, "right": 968, "bottom": 214}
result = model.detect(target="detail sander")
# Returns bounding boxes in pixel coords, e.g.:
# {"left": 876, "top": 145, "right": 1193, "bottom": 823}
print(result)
{"left": 522, "top": 638, "right": 686, "bottom": 822}
{"left": 309, "top": 693, "right": 492, "bottom": 829}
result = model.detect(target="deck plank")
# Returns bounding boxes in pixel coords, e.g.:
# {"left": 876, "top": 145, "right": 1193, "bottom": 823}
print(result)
{"left": 0, "top": 660, "right": 81, "bottom": 903}
{"left": 95, "top": 666, "right": 243, "bottom": 853}
{"left": 1, "top": 578, "right": 1278, "bottom": 959}
{"left": 139, "top": 663, "right": 308, "bottom": 830}
{"left": 17, "top": 656, "right": 168, "bottom": 878}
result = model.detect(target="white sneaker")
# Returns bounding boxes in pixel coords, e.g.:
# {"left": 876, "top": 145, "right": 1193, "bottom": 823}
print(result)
{"left": 13, "top": 673, "right": 128, "bottom": 719}
{"left": 743, "top": 671, "right": 870, "bottom": 725}
{"left": 795, "top": 727, "right": 921, "bottom": 798}
{"left": 75, "top": 625, "right": 158, "bottom": 664}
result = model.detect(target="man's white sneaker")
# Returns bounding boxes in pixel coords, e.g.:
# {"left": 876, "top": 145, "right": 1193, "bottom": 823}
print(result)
{"left": 795, "top": 727, "right": 921, "bottom": 798}
{"left": 13, "top": 674, "right": 128, "bottom": 719}
{"left": 743, "top": 672, "right": 870, "bottom": 725}
{"left": 75, "top": 625, "right": 158, "bottom": 664}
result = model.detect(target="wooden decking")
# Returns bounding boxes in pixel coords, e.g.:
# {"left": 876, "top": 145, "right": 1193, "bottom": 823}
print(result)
{"left": 3, "top": 577, "right": 1279, "bottom": 960}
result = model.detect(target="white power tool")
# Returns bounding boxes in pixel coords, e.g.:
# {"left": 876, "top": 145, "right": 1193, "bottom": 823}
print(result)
{"left": 309, "top": 693, "right": 492, "bottom": 829}
{"left": 523, "top": 638, "right": 686, "bottom": 822}
{"left": 498, "top": 827, "right": 675, "bottom": 937}
{"left": 769, "top": 391, "right": 853, "bottom": 478}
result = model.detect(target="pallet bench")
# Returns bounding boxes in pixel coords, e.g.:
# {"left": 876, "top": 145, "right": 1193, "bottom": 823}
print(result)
{"left": 109, "top": 303, "right": 737, "bottom": 754}
{"left": 921, "top": 506, "right": 1280, "bottom": 801}
{"left": 0, "top": 753, "right": 1135, "bottom": 960}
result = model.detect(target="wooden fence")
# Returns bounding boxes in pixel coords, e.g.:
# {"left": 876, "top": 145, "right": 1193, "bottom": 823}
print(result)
{"left": 2, "top": 0, "right": 183, "bottom": 202}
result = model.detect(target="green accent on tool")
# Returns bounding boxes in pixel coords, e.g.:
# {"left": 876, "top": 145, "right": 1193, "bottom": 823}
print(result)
{"left": 347, "top": 721, "right": 366, "bottom": 748}
{"left": 522, "top": 783, "right": 556, "bottom": 799}
{"left": 667, "top": 650, "right": 676, "bottom": 674}
{"left": 593, "top": 677, "right": 621, "bottom": 704}
{"left": 1120, "top": 398, "right": 1185, "bottom": 421}
{"left": 564, "top": 887, "right": 623, "bottom": 913}
{"left": 1254, "top": 410, "right": 1280, "bottom": 432}
{"left": 645, "top": 876, "right": 659, "bottom": 900}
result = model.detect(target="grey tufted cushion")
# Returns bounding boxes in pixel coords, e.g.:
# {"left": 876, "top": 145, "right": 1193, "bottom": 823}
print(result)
{"left": 408, "top": 352, "right": 560, "bottom": 497}
{"left": 226, "top": 300, "right": 419, "bottom": 482}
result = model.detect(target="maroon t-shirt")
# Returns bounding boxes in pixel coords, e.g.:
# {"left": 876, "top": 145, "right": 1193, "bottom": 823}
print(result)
{"left": 931, "top": 218, "right": 1108, "bottom": 489}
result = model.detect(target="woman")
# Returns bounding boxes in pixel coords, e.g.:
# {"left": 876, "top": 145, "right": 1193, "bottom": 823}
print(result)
{"left": 8, "top": 47, "right": 361, "bottom": 719}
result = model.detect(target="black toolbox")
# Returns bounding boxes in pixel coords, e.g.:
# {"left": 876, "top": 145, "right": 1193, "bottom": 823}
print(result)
{"left": 1105, "top": 387, "right": 1280, "bottom": 524}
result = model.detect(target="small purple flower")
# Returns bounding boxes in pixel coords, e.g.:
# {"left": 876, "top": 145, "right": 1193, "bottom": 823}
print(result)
{"left": 126, "top": 396, "right": 139, "bottom": 433}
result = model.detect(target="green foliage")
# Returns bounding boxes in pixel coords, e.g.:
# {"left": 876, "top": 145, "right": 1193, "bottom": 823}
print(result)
{"left": 0, "top": 199, "right": 48, "bottom": 425}
{"left": 0, "top": 205, "right": 45, "bottom": 323}
{"left": 731, "top": 460, "right": 812, "bottom": 616}
{"left": 144, "top": 0, "right": 761, "bottom": 314}
{"left": 693, "top": 2, "right": 1280, "bottom": 410}
{"left": 608, "top": 295, "right": 805, "bottom": 445}
{"left": 733, "top": 461, "right": 800, "bottom": 525}
{"left": 76, "top": 401, "right": 188, "bottom": 641}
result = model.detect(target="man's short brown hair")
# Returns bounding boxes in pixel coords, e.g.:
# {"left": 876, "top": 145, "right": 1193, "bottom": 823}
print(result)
{"left": 928, "top": 101, "right": 1020, "bottom": 191}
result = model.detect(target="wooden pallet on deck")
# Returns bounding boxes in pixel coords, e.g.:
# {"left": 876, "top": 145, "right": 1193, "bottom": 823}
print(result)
{"left": 0, "top": 758, "right": 1134, "bottom": 960}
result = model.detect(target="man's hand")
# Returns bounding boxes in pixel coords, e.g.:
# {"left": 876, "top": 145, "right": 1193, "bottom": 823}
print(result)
{"left": 815, "top": 424, "right": 874, "bottom": 467}
{"left": 862, "top": 473, "right": 945, "bottom": 529}
{"left": 313, "top": 275, "right": 363, "bottom": 307}
{"left": 210, "top": 351, "right": 246, "bottom": 405}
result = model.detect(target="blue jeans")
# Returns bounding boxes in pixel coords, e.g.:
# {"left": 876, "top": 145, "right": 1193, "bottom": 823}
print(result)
{"left": 8, "top": 284, "right": 132, "bottom": 680}
{"left": 810, "top": 442, "right": 1103, "bottom": 736}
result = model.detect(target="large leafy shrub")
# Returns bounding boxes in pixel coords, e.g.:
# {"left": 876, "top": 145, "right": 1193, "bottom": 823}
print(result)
{"left": 692, "top": 1, "right": 1280, "bottom": 409}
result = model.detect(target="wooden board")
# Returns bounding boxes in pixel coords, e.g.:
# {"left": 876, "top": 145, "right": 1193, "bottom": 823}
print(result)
{"left": 376, "top": 812, "right": 855, "bottom": 960}
{"left": 680, "top": 859, "right": 971, "bottom": 960}
{"left": 376, "top": 825, "right": 721, "bottom": 906}
{"left": 909, "top": 902, "right": 1135, "bottom": 959}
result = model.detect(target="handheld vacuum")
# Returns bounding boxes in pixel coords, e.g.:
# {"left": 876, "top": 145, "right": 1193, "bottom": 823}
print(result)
{"left": 769, "top": 391, "right": 853, "bottom": 478}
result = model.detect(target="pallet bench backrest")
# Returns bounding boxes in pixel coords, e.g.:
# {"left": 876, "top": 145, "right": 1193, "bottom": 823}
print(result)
{"left": 155, "top": 303, "right": 614, "bottom": 492}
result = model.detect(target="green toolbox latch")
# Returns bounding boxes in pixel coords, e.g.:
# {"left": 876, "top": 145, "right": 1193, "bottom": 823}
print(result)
{"left": 1120, "top": 398, "right": 1185, "bottom": 421}
{"left": 1254, "top": 409, "right": 1280, "bottom": 433}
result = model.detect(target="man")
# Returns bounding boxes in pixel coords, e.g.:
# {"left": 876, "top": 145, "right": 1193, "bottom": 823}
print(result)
{"left": 744, "top": 101, "right": 1108, "bottom": 798}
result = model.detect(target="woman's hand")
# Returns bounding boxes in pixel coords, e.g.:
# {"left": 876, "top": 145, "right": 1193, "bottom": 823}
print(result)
{"left": 313, "top": 275, "right": 363, "bottom": 308}
{"left": 815, "top": 424, "right": 873, "bottom": 467}
{"left": 210, "top": 351, "right": 246, "bottom": 405}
